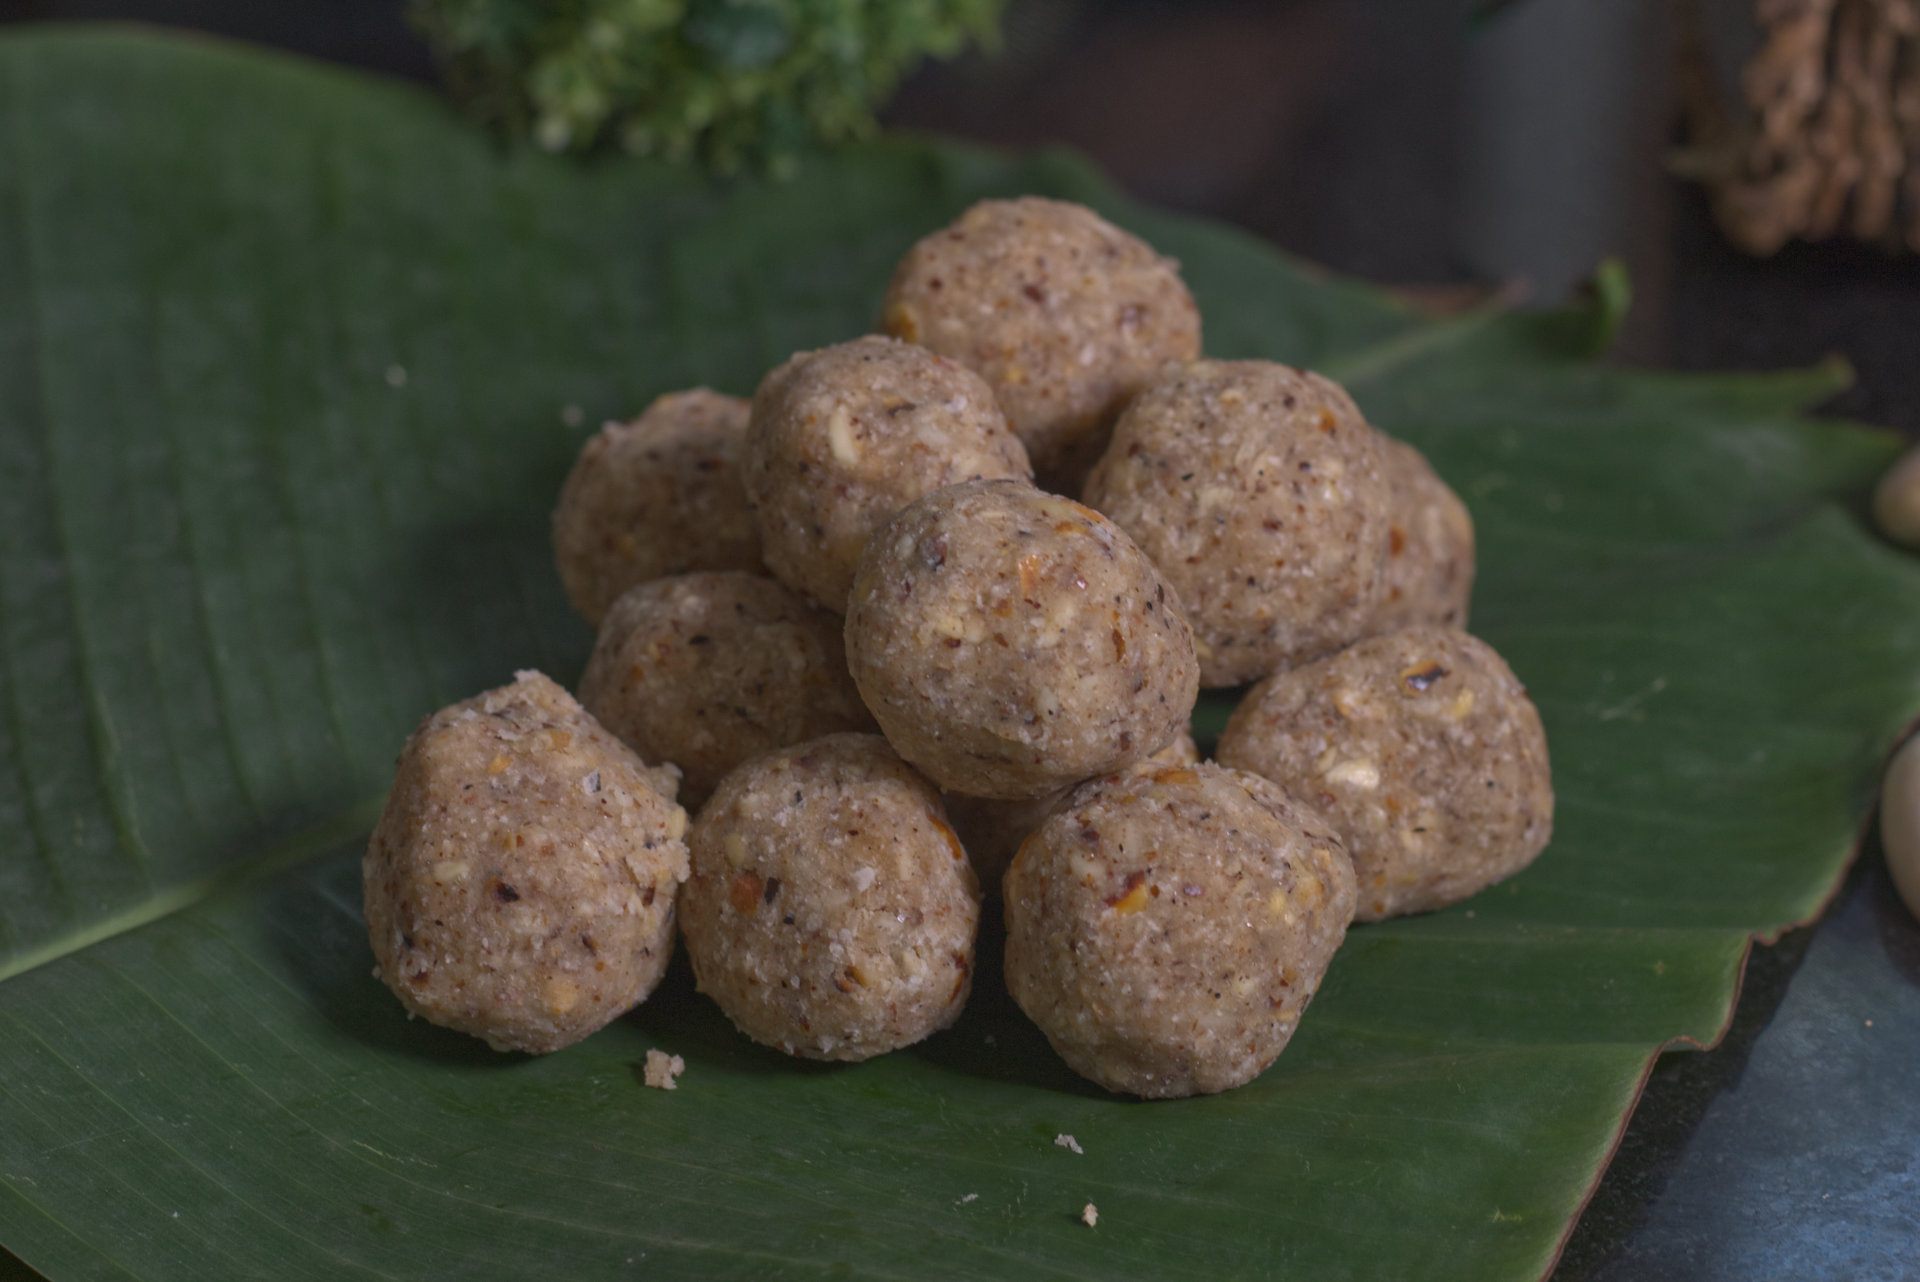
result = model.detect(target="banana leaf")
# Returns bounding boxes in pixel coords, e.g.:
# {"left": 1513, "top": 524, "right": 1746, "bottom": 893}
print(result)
{"left": 0, "top": 27, "right": 1914, "bottom": 1281}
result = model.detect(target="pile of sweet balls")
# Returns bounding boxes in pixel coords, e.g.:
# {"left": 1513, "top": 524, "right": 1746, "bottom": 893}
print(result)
{"left": 362, "top": 198, "right": 1553, "bottom": 1100}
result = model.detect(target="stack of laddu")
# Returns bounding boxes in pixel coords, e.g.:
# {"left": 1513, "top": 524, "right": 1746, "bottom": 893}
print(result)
{"left": 363, "top": 197, "right": 1553, "bottom": 1098}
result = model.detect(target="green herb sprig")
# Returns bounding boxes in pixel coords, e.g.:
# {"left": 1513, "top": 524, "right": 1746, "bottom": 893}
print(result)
{"left": 413, "top": 0, "right": 1005, "bottom": 173}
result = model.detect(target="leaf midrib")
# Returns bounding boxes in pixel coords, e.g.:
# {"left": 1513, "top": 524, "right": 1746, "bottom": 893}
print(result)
{"left": 0, "top": 796, "right": 383, "bottom": 985}
{"left": 1317, "top": 288, "right": 1523, "bottom": 388}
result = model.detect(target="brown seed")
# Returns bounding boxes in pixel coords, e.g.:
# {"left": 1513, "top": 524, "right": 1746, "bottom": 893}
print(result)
{"left": 729, "top": 872, "right": 765, "bottom": 915}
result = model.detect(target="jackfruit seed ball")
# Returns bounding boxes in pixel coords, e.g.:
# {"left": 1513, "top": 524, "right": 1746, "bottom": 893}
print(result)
{"left": 1083, "top": 360, "right": 1392, "bottom": 687}
{"left": 845, "top": 479, "right": 1200, "bottom": 800}
{"left": 678, "top": 734, "right": 981, "bottom": 1060}
{"left": 363, "top": 671, "right": 690, "bottom": 1055}
{"left": 1003, "top": 762, "right": 1357, "bottom": 1099}
{"left": 1216, "top": 626, "right": 1552, "bottom": 922}
{"left": 1373, "top": 436, "right": 1475, "bottom": 633}
{"left": 881, "top": 197, "right": 1202, "bottom": 483}
{"left": 577, "top": 572, "right": 878, "bottom": 808}
{"left": 944, "top": 727, "right": 1202, "bottom": 893}
{"left": 553, "top": 389, "right": 760, "bottom": 628}
{"left": 742, "top": 335, "right": 1031, "bottom": 612}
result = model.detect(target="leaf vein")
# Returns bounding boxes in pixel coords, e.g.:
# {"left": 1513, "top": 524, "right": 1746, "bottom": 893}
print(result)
{"left": 5, "top": 48, "right": 155, "bottom": 903}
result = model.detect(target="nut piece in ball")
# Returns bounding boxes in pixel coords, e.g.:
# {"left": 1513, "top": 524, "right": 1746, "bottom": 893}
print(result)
{"left": 1217, "top": 626, "right": 1552, "bottom": 921}
{"left": 1003, "top": 762, "right": 1357, "bottom": 1098}
{"left": 1876, "top": 733, "right": 1920, "bottom": 923}
{"left": 743, "top": 335, "right": 1031, "bottom": 612}
{"left": 362, "top": 671, "right": 690, "bottom": 1054}
{"left": 1873, "top": 442, "right": 1920, "bottom": 550}
{"left": 578, "top": 572, "right": 877, "bottom": 807}
{"left": 846, "top": 479, "right": 1199, "bottom": 800}
{"left": 881, "top": 197, "right": 1202, "bottom": 483}
{"left": 1084, "top": 360, "right": 1392, "bottom": 686}
{"left": 678, "top": 734, "right": 981, "bottom": 1060}
{"left": 1373, "top": 436, "right": 1475, "bottom": 633}
{"left": 553, "top": 389, "right": 760, "bottom": 627}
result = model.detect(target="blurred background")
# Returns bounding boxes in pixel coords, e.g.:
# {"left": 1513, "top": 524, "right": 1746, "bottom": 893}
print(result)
{"left": 6, "top": 0, "right": 1920, "bottom": 437}
{"left": 2, "top": 2, "right": 1914, "bottom": 1278}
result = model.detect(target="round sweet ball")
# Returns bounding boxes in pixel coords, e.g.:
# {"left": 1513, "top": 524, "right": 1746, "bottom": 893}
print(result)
{"left": 1083, "top": 360, "right": 1392, "bottom": 688}
{"left": 1003, "top": 762, "right": 1357, "bottom": 1099}
{"left": 678, "top": 734, "right": 981, "bottom": 1060}
{"left": 1373, "top": 436, "right": 1475, "bottom": 633}
{"left": 578, "top": 572, "right": 876, "bottom": 808}
{"left": 363, "top": 671, "right": 690, "bottom": 1054}
{"left": 743, "top": 335, "right": 1031, "bottom": 612}
{"left": 553, "top": 389, "right": 760, "bottom": 628}
{"left": 1216, "top": 626, "right": 1552, "bottom": 921}
{"left": 944, "top": 727, "right": 1202, "bottom": 893}
{"left": 881, "top": 197, "right": 1202, "bottom": 482}
{"left": 845, "top": 478, "right": 1200, "bottom": 800}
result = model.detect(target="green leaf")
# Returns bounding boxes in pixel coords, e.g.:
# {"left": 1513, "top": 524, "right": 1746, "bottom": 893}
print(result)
{"left": 1, "top": 27, "right": 1915, "bottom": 1282}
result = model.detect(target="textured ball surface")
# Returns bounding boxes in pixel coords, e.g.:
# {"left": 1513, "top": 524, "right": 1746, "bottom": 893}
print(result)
{"left": 678, "top": 734, "right": 981, "bottom": 1060}
{"left": 1373, "top": 436, "right": 1475, "bottom": 633}
{"left": 1217, "top": 626, "right": 1552, "bottom": 921}
{"left": 743, "top": 335, "right": 1029, "bottom": 612}
{"left": 1084, "top": 360, "right": 1392, "bottom": 686}
{"left": 578, "top": 572, "right": 875, "bottom": 807}
{"left": 846, "top": 479, "right": 1198, "bottom": 799}
{"left": 553, "top": 389, "right": 759, "bottom": 627}
{"left": 882, "top": 197, "right": 1201, "bottom": 483}
{"left": 1003, "top": 762, "right": 1357, "bottom": 1098}
{"left": 363, "top": 671, "right": 689, "bottom": 1054}
{"left": 943, "top": 727, "right": 1200, "bottom": 894}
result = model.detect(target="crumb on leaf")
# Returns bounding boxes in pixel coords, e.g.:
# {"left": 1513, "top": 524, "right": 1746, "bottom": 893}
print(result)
{"left": 644, "top": 1048, "right": 685, "bottom": 1090}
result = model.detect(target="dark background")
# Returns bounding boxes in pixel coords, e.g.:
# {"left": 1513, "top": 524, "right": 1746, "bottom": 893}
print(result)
{"left": 3, "top": 2, "right": 1916, "bottom": 1278}
{"left": 8, "top": 0, "right": 1920, "bottom": 436}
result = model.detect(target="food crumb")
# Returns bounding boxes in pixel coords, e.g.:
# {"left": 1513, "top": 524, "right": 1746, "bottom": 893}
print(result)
{"left": 644, "top": 1048, "right": 686, "bottom": 1090}
{"left": 1866, "top": 1019, "right": 1875, "bottom": 1028}
{"left": 385, "top": 363, "right": 407, "bottom": 389}
{"left": 957, "top": 1193, "right": 978, "bottom": 1205}
{"left": 1054, "top": 1133, "right": 1084, "bottom": 1155}
{"left": 1081, "top": 1202, "right": 1099, "bottom": 1228}
{"left": 561, "top": 402, "right": 585, "bottom": 428}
